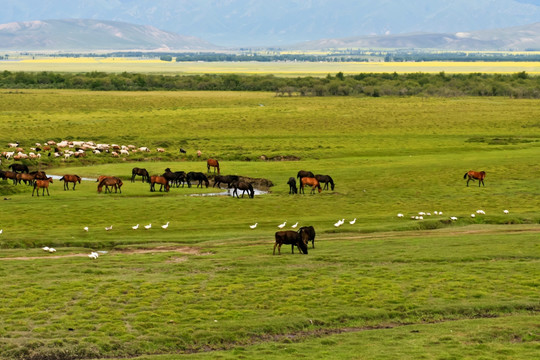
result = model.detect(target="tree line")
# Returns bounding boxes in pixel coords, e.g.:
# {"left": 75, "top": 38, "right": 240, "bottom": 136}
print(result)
{"left": 0, "top": 70, "right": 539, "bottom": 98}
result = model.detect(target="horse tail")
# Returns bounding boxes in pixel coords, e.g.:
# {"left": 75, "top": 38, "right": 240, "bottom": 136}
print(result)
{"left": 249, "top": 183, "right": 254, "bottom": 198}
{"left": 59, "top": 176, "right": 65, "bottom": 182}
{"left": 217, "top": 161, "right": 220, "bottom": 174}
{"left": 463, "top": 172, "right": 468, "bottom": 179}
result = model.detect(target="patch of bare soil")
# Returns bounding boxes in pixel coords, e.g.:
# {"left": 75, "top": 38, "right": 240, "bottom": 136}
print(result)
{"left": 0, "top": 246, "right": 204, "bottom": 261}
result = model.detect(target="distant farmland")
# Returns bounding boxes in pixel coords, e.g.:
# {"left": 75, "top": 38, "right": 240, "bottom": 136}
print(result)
{"left": 0, "top": 57, "right": 539, "bottom": 76}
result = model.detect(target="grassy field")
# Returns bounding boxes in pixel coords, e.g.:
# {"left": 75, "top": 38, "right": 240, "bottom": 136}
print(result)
{"left": 0, "top": 90, "right": 539, "bottom": 359}
{"left": 0, "top": 58, "right": 539, "bottom": 75}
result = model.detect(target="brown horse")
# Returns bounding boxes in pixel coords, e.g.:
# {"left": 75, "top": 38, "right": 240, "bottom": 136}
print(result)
{"left": 274, "top": 231, "right": 308, "bottom": 255}
{"left": 464, "top": 171, "right": 486, "bottom": 187}
{"left": 150, "top": 175, "right": 170, "bottom": 192}
{"left": 231, "top": 181, "right": 254, "bottom": 198}
{"left": 300, "top": 177, "right": 322, "bottom": 194}
{"left": 16, "top": 172, "right": 36, "bottom": 185}
{"left": 98, "top": 177, "right": 123, "bottom": 193}
{"left": 60, "top": 174, "right": 81, "bottom": 190}
{"left": 2, "top": 170, "right": 19, "bottom": 185}
{"left": 32, "top": 177, "right": 53, "bottom": 196}
{"left": 207, "top": 158, "right": 220, "bottom": 174}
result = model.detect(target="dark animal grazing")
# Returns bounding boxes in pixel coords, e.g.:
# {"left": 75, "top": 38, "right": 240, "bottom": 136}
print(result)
{"left": 32, "top": 177, "right": 53, "bottom": 197}
{"left": 173, "top": 171, "right": 188, "bottom": 187}
{"left": 274, "top": 231, "right": 308, "bottom": 255}
{"left": 297, "top": 170, "right": 314, "bottom": 180}
{"left": 162, "top": 168, "right": 177, "bottom": 186}
{"left": 187, "top": 172, "right": 209, "bottom": 188}
{"left": 16, "top": 172, "right": 36, "bottom": 185}
{"left": 464, "top": 171, "right": 486, "bottom": 187}
{"left": 8, "top": 163, "right": 29, "bottom": 173}
{"left": 300, "top": 177, "right": 322, "bottom": 194}
{"left": 179, "top": 148, "right": 186, "bottom": 154}
{"left": 150, "top": 175, "right": 170, "bottom": 192}
{"left": 231, "top": 181, "right": 254, "bottom": 198}
{"left": 287, "top": 177, "right": 297, "bottom": 194}
{"left": 298, "top": 226, "right": 316, "bottom": 248}
{"left": 29, "top": 171, "right": 47, "bottom": 180}
{"left": 98, "top": 177, "right": 123, "bottom": 193}
{"left": 315, "top": 174, "right": 335, "bottom": 191}
{"left": 131, "top": 167, "right": 150, "bottom": 183}
{"left": 60, "top": 174, "right": 81, "bottom": 190}
{"left": 213, "top": 175, "right": 239, "bottom": 188}
{"left": 2, "top": 171, "right": 18, "bottom": 184}
{"left": 207, "top": 158, "right": 220, "bottom": 174}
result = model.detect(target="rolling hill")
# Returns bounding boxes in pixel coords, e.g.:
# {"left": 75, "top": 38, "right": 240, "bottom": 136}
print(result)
{"left": 0, "top": 19, "right": 218, "bottom": 51}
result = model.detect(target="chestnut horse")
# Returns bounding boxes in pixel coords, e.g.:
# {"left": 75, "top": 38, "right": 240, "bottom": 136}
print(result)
{"left": 16, "top": 172, "right": 36, "bottom": 185}
{"left": 60, "top": 174, "right": 81, "bottom": 190}
{"left": 98, "top": 177, "right": 123, "bottom": 193}
{"left": 300, "top": 177, "right": 322, "bottom": 194}
{"left": 32, "top": 177, "right": 53, "bottom": 196}
{"left": 150, "top": 175, "right": 170, "bottom": 192}
{"left": 464, "top": 171, "right": 486, "bottom": 187}
{"left": 207, "top": 158, "right": 220, "bottom": 174}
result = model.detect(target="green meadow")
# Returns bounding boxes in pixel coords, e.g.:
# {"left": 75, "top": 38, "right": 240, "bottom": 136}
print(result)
{"left": 0, "top": 90, "right": 539, "bottom": 359}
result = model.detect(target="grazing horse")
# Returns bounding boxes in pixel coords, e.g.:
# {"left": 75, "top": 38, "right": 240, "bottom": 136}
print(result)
{"left": 274, "top": 231, "right": 308, "bottom": 255}
{"left": 231, "top": 181, "right": 254, "bottom": 198}
{"left": 299, "top": 226, "right": 316, "bottom": 248}
{"left": 16, "top": 172, "right": 36, "bottom": 185}
{"left": 213, "top": 175, "right": 239, "bottom": 188}
{"left": 300, "top": 177, "right": 322, "bottom": 194}
{"left": 315, "top": 174, "right": 335, "bottom": 191}
{"left": 9, "top": 163, "right": 29, "bottom": 173}
{"left": 207, "top": 158, "right": 220, "bottom": 174}
{"left": 173, "top": 171, "right": 188, "bottom": 187}
{"left": 297, "top": 170, "right": 315, "bottom": 180}
{"left": 464, "top": 171, "right": 486, "bottom": 187}
{"left": 60, "top": 174, "right": 81, "bottom": 190}
{"left": 150, "top": 175, "right": 170, "bottom": 192}
{"left": 32, "top": 177, "right": 53, "bottom": 196}
{"left": 187, "top": 172, "right": 209, "bottom": 188}
{"left": 98, "top": 177, "right": 123, "bottom": 193}
{"left": 287, "top": 177, "right": 297, "bottom": 194}
{"left": 29, "top": 171, "right": 47, "bottom": 180}
{"left": 2, "top": 170, "right": 18, "bottom": 184}
{"left": 131, "top": 167, "right": 150, "bottom": 183}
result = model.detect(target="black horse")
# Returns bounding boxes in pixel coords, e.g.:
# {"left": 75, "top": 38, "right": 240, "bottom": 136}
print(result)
{"left": 131, "top": 167, "right": 150, "bottom": 183}
{"left": 231, "top": 181, "right": 254, "bottom": 198}
{"left": 297, "top": 170, "right": 314, "bottom": 180}
{"left": 162, "top": 168, "right": 178, "bottom": 186}
{"left": 9, "top": 163, "right": 29, "bottom": 173}
{"left": 214, "top": 175, "right": 240, "bottom": 188}
{"left": 274, "top": 231, "right": 308, "bottom": 255}
{"left": 315, "top": 174, "right": 335, "bottom": 191}
{"left": 187, "top": 172, "right": 209, "bottom": 188}
{"left": 287, "top": 177, "right": 297, "bottom": 194}
{"left": 173, "top": 171, "right": 188, "bottom": 187}
{"left": 298, "top": 226, "right": 316, "bottom": 248}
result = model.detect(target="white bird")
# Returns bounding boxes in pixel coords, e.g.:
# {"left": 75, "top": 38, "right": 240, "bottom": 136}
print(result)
{"left": 439, "top": 211, "right": 443, "bottom": 215}
{"left": 0, "top": 229, "right": 3, "bottom": 235}
{"left": 161, "top": 222, "right": 169, "bottom": 229}
{"left": 334, "top": 220, "right": 342, "bottom": 227}
{"left": 471, "top": 214, "right": 476, "bottom": 218}
{"left": 278, "top": 221, "right": 286, "bottom": 229}
{"left": 48, "top": 248, "right": 56, "bottom": 253}
{"left": 434, "top": 211, "right": 438, "bottom": 215}
{"left": 83, "top": 226, "right": 89, "bottom": 232}
{"left": 503, "top": 209, "right": 509, "bottom": 214}
{"left": 88, "top": 252, "right": 99, "bottom": 259}
{"left": 397, "top": 213, "right": 404, "bottom": 218}
{"left": 144, "top": 223, "right": 152, "bottom": 230}
{"left": 349, "top": 218, "right": 356, "bottom": 225}
{"left": 249, "top": 223, "right": 258, "bottom": 229}
{"left": 450, "top": 216, "right": 458, "bottom": 221}
{"left": 105, "top": 225, "right": 113, "bottom": 231}
{"left": 291, "top": 222, "right": 298, "bottom": 229}
{"left": 418, "top": 212, "right": 426, "bottom": 216}
{"left": 132, "top": 224, "right": 139, "bottom": 230}
{"left": 42, "top": 246, "right": 49, "bottom": 251}
{"left": 476, "top": 210, "right": 485, "bottom": 215}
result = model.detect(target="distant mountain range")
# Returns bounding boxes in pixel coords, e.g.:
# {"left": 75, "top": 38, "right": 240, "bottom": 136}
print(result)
{"left": 0, "top": 19, "right": 539, "bottom": 52}
{"left": 0, "top": 19, "right": 217, "bottom": 51}
{"left": 290, "top": 23, "right": 540, "bottom": 51}
{"left": 1, "top": 1, "right": 540, "bottom": 47}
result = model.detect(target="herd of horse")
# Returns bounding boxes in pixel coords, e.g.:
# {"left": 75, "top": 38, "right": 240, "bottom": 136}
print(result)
{"left": 286, "top": 170, "right": 335, "bottom": 195}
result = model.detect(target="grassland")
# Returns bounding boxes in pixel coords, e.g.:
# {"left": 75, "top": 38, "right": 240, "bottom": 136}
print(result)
{"left": 0, "top": 90, "right": 539, "bottom": 359}
{"left": 0, "top": 58, "right": 539, "bottom": 76}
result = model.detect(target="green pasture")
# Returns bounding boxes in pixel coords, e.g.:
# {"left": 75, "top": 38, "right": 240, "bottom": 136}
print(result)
{"left": 0, "top": 90, "right": 539, "bottom": 359}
